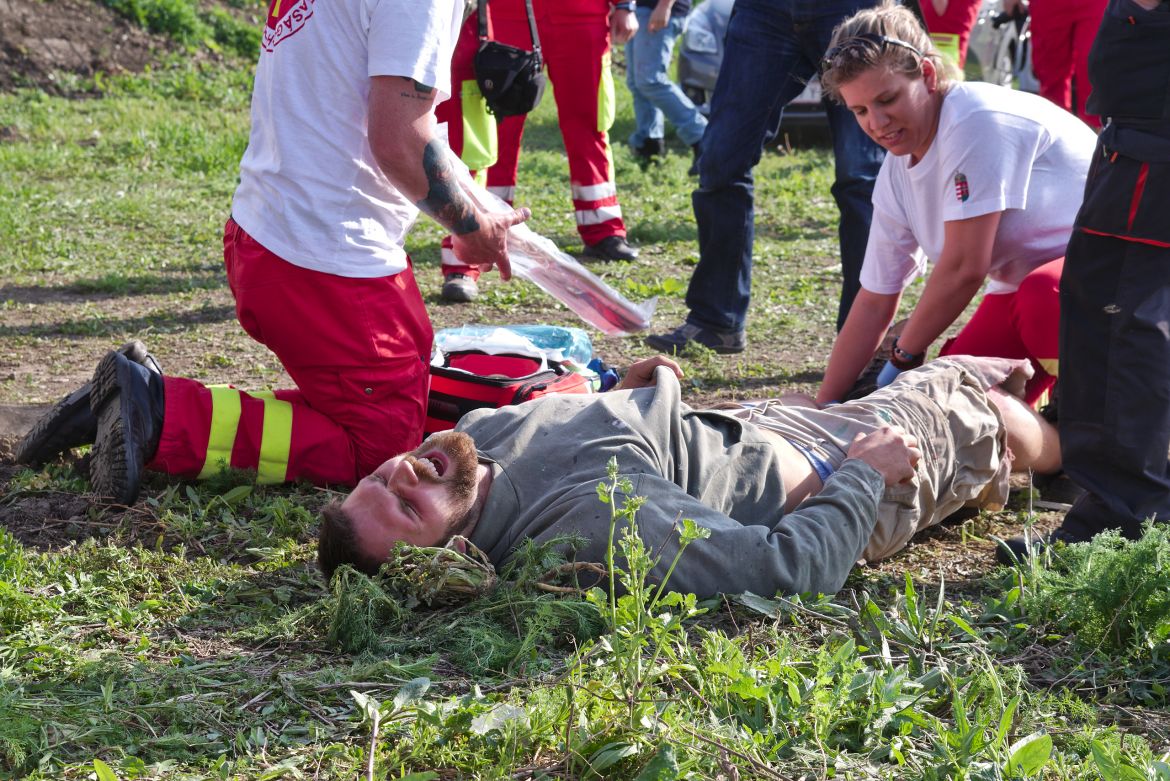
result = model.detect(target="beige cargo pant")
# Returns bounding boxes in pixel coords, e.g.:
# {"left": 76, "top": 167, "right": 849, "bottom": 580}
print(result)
{"left": 726, "top": 357, "right": 1014, "bottom": 562}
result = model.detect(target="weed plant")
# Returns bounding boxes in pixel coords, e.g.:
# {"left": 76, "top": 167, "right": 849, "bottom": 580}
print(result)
{"left": 1006, "top": 523, "right": 1170, "bottom": 703}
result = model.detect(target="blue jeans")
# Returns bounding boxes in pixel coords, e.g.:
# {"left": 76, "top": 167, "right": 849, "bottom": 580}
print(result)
{"left": 625, "top": 6, "right": 708, "bottom": 147}
{"left": 686, "top": 0, "right": 886, "bottom": 333}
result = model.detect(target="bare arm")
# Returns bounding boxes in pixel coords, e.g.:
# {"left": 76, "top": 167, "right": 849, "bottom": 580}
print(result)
{"left": 367, "top": 76, "right": 530, "bottom": 278}
{"left": 816, "top": 288, "right": 901, "bottom": 405}
{"left": 891, "top": 211, "right": 1002, "bottom": 358}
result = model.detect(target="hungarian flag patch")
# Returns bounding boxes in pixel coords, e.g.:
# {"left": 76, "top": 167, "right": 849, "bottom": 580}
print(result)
{"left": 954, "top": 172, "right": 970, "bottom": 202}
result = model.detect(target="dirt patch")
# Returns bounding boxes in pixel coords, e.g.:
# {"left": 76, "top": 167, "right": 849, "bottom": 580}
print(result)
{"left": 0, "top": 0, "right": 176, "bottom": 94}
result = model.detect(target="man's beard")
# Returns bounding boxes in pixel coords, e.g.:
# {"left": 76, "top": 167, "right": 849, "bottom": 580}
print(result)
{"left": 404, "top": 430, "right": 481, "bottom": 538}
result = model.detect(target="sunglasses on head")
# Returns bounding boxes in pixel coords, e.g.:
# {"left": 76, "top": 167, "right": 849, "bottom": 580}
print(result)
{"left": 820, "top": 33, "right": 924, "bottom": 76}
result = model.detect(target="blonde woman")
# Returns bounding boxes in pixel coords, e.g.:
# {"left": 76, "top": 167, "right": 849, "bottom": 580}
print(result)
{"left": 814, "top": 1, "right": 1096, "bottom": 407}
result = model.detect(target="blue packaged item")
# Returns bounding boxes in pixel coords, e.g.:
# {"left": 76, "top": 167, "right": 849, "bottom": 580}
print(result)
{"left": 434, "top": 324, "right": 594, "bottom": 367}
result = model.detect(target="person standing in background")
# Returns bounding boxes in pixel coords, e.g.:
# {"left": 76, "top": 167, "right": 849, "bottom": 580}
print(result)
{"left": 625, "top": 0, "right": 709, "bottom": 172}
{"left": 1005, "top": 0, "right": 1109, "bottom": 128}
{"left": 646, "top": 0, "right": 887, "bottom": 355}
{"left": 438, "top": 0, "right": 642, "bottom": 305}
{"left": 917, "top": 0, "right": 982, "bottom": 70}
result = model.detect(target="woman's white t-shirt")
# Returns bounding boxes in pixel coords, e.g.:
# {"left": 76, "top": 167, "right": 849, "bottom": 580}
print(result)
{"left": 231, "top": 0, "right": 464, "bottom": 278}
{"left": 860, "top": 81, "right": 1097, "bottom": 295}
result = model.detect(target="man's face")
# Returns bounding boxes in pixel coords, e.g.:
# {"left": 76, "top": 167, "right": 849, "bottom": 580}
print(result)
{"left": 343, "top": 430, "right": 482, "bottom": 564}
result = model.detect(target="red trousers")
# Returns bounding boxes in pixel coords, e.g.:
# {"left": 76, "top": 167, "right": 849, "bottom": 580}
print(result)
{"left": 939, "top": 257, "right": 1062, "bottom": 405}
{"left": 148, "top": 220, "right": 433, "bottom": 487}
{"left": 440, "top": 0, "right": 626, "bottom": 279}
{"left": 1029, "top": 0, "right": 1108, "bottom": 128}
{"left": 918, "top": 0, "right": 982, "bottom": 68}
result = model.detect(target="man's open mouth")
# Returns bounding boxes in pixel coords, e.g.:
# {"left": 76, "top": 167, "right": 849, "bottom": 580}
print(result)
{"left": 415, "top": 453, "right": 447, "bottom": 480}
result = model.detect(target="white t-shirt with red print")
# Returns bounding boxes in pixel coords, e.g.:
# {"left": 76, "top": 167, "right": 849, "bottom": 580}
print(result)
{"left": 860, "top": 82, "right": 1096, "bottom": 296}
{"left": 231, "top": 0, "right": 464, "bottom": 278}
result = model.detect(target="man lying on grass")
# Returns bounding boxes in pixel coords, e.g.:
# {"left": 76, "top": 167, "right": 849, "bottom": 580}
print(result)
{"left": 318, "top": 355, "right": 1060, "bottom": 598}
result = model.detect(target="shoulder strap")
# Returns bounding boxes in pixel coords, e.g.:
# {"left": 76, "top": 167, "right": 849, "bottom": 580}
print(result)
{"left": 477, "top": 0, "right": 542, "bottom": 55}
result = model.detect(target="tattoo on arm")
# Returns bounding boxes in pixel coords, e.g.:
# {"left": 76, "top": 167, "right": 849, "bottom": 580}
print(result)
{"left": 416, "top": 140, "right": 480, "bottom": 235}
{"left": 398, "top": 78, "right": 435, "bottom": 101}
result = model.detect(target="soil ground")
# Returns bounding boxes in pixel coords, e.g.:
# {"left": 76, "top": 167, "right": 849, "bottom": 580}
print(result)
{"left": 0, "top": 0, "right": 177, "bottom": 94}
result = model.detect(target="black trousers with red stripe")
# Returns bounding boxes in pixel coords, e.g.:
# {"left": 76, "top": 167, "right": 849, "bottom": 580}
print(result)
{"left": 1059, "top": 149, "right": 1170, "bottom": 538}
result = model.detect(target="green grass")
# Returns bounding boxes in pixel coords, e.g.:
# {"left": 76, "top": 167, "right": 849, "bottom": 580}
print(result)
{"left": 2, "top": 28, "right": 1169, "bottom": 781}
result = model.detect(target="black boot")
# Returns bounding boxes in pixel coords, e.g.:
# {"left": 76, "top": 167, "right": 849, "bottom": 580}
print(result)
{"left": 688, "top": 143, "right": 701, "bottom": 176}
{"left": 89, "top": 350, "right": 165, "bottom": 505}
{"left": 15, "top": 341, "right": 161, "bottom": 468}
{"left": 581, "top": 235, "right": 639, "bottom": 262}
{"left": 633, "top": 137, "right": 665, "bottom": 162}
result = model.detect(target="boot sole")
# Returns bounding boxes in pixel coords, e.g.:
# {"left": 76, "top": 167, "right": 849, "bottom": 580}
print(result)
{"left": 14, "top": 384, "right": 96, "bottom": 467}
{"left": 89, "top": 352, "right": 143, "bottom": 505}
{"left": 14, "top": 340, "right": 159, "bottom": 468}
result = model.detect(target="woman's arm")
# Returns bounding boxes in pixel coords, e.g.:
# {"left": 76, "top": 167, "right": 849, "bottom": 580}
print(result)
{"left": 892, "top": 210, "right": 1002, "bottom": 358}
{"left": 816, "top": 288, "right": 902, "bottom": 405}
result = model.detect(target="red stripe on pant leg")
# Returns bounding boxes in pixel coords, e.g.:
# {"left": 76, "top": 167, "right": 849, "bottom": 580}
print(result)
{"left": 1081, "top": 227, "right": 1170, "bottom": 248}
{"left": 1127, "top": 162, "right": 1150, "bottom": 234}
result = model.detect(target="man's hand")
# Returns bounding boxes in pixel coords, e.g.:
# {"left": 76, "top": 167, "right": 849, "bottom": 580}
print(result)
{"left": 846, "top": 426, "right": 921, "bottom": 486}
{"left": 615, "top": 355, "right": 683, "bottom": 390}
{"left": 648, "top": 3, "right": 671, "bottom": 33}
{"left": 449, "top": 206, "right": 532, "bottom": 281}
{"left": 610, "top": 7, "right": 638, "bottom": 44}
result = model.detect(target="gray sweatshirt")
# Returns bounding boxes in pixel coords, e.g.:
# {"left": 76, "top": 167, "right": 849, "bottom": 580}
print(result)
{"left": 459, "top": 368, "right": 885, "bottom": 599}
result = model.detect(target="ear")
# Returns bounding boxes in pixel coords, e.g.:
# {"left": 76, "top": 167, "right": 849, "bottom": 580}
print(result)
{"left": 922, "top": 58, "right": 939, "bottom": 92}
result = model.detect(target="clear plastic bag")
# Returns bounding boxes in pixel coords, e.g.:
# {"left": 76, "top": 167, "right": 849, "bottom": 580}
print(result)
{"left": 451, "top": 152, "right": 656, "bottom": 336}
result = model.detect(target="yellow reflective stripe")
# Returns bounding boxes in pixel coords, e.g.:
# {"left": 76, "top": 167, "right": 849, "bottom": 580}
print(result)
{"left": 929, "top": 32, "right": 962, "bottom": 77}
{"left": 460, "top": 79, "right": 498, "bottom": 172}
{"left": 1038, "top": 358, "right": 1059, "bottom": 377}
{"left": 257, "top": 394, "right": 293, "bottom": 485}
{"left": 199, "top": 385, "right": 242, "bottom": 479}
{"left": 597, "top": 50, "right": 616, "bottom": 133}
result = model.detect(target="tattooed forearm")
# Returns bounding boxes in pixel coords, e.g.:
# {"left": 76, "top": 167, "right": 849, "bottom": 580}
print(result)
{"left": 416, "top": 140, "right": 481, "bottom": 235}
{"left": 398, "top": 78, "right": 435, "bottom": 101}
